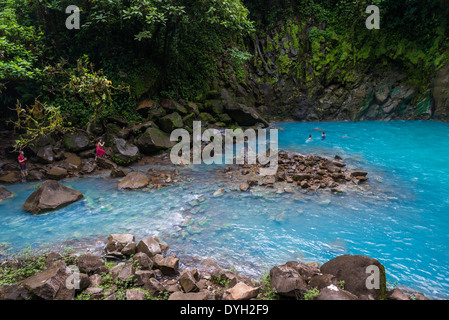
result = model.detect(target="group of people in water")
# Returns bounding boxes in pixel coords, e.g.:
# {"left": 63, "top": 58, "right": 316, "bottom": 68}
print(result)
{"left": 306, "top": 132, "right": 326, "bottom": 143}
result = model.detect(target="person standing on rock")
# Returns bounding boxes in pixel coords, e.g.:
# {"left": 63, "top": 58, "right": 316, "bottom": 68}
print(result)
{"left": 17, "top": 151, "right": 28, "bottom": 180}
{"left": 95, "top": 139, "right": 106, "bottom": 161}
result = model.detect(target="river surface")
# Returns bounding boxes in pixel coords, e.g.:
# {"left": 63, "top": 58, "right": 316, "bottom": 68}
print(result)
{"left": 1, "top": 121, "right": 448, "bottom": 299}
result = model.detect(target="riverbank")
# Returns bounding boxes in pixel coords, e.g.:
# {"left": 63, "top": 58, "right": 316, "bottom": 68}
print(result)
{"left": 2, "top": 121, "right": 449, "bottom": 299}
{"left": 0, "top": 233, "right": 429, "bottom": 301}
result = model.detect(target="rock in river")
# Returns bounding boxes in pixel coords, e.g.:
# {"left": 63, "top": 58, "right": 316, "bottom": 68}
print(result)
{"left": 117, "top": 172, "right": 149, "bottom": 190}
{"left": 22, "top": 180, "right": 84, "bottom": 214}
{"left": 0, "top": 187, "right": 14, "bottom": 202}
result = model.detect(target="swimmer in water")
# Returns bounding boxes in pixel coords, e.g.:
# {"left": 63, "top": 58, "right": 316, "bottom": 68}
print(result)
{"left": 306, "top": 135, "right": 313, "bottom": 143}
{"left": 321, "top": 132, "right": 326, "bottom": 140}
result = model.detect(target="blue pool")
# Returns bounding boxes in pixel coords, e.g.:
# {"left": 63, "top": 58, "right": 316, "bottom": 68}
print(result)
{"left": 1, "top": 121, "right": 449, "bottom": 299}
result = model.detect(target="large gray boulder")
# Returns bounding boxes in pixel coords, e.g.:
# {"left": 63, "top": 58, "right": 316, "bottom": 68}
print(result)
{"left": 224, "top": 103, "right": 270, "bottom": 127}
{"left": 22, "top": 180, "right": 83, "bottom": 214}
{"left": 63, "top": 131, "right": 91, "bottom": 153}
{"left": 135, "top": 127, "right": 175, "bottom": 154}
{"left": 320, "top": 255, "right": 387, "bottom": 300}
{"left": 110, "top": 138, "right": 141, "bottom": 166}
{"left": 157, "top": 112, "right": 184, "bottom": 133}
{"left": 36, "top": 145, "right": 56, "bottom": 164}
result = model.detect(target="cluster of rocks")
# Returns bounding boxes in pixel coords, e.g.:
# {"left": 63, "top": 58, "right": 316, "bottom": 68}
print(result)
{"left": 19, "top": 165, "right": 184, "bottom": 214}
{"left": 0, "top": 234, "right": 428, "bottom": 301}
{"left": 275, "top": 151, "right": 368, "bottom": 191}
{"left": 220, "top": 150, "right": 368, "bottom": 194}
{"left": 0, "top": 98, "right": 269, "bottom": 200}
{"left": 0, "top": 96, "right": 268, "bottom": 180}
{"left": 117, "top": 168, "right": 182, "bottom": 190}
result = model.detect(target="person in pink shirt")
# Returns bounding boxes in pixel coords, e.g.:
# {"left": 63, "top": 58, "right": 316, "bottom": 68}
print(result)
{"left": 95, "top": 139, "right": 106, "bottom": 161}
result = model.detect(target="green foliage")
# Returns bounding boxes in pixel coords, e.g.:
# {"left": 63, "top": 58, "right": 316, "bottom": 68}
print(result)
{"left": 10, "top": 99, "right": 71, "bottom": 150}
{"left": 227, "top": 47, "right": 253, "bottom": 81}
{"left": 250, "top": 0, "right": 449, "bottom": 93}
{"left": 214, "top": 274, "right": 232, "bottom": 287}
{"left": 0, "top": 246, "right": 74, "bottom": 286}
{"left": 0, "top": 3, "right": 42, "bottom": 82}
{"left": 303, "top": 287, "right": 320, "bottom": 300}
{"left": 0, "top": 0, "right": 255, "bottom": 128}
{"left": 1, "top": 0, "right": 448, "bottom": 126}
{"left": 257, "top": 270, "right": 278, "bottom": 300}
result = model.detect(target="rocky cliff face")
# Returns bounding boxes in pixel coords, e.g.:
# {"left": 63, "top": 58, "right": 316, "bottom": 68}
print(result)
{"left": 209, "top": 17, "right": 448, "bottom": 122}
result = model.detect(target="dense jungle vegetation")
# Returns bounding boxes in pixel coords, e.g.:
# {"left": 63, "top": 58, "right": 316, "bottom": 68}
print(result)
{"left": 1, "top": 0, "right": 448, "bottom": 129}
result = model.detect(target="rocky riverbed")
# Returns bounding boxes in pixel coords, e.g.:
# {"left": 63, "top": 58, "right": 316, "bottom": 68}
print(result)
{"left": 212, "top": 150, "right": 369, "bottom": 195}
{"left": 0, "top": 233, "right": 429, "bottom": 301}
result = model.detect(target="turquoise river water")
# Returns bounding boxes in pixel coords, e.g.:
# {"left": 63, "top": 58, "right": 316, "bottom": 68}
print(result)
{"left": 1, "top": 121, "right": 448, "bottom": 299}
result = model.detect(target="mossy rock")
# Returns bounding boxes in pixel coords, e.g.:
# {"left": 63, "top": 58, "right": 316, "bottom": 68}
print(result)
{"left": 160, "top": 99, "right": 188, "bottom": 115}
{"left": 148, "top": 106, "right": 167, "bottom": 121}
{"left": 204, "top": 100, "right": 225, "bottom": 115}
{"left": 135, "top": 127, "right": 176, "bottom": 154}
{"left": 218, "top": 113, "right": 232, "bottom": 124}
{"left": 214, "top": 122, "right": 227, "bottom": 127}
{"left": 157, "top": 112, "right": 184, "bottom": 132}
{"left": 136, "top": 100, "right": 159, "bottom": 118}
{"left": 198, "top": 112, "right": 217, "bottom": 124}
{"left": 182, "top": 113, "right": 196, "bottom": 128}
{"left": 63, "top": 131, "right": 91, "bottom": 153}
{"left": 106, "top": 123, "right": 121, "bottom": 135}
{"left": 110, "top": 138, "right": 141, "bottom": 166}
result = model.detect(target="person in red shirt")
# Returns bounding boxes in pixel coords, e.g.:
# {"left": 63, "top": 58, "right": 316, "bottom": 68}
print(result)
{"left": 18, "top": 151, "right": 28, "bottom": 179}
